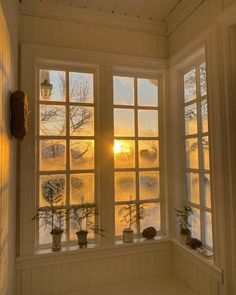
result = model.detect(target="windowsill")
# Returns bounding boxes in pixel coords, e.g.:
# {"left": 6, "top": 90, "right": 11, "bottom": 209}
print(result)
{"left": 16, "top": 235, "right": 170, "bottom": 269}
{"left": 172, "top": 239, "right": 223, "bottom": 283}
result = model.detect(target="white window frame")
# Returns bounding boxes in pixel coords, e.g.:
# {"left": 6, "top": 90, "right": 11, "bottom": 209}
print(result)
{"left": 181, "top": 59, "right": 213, "bottom": 250}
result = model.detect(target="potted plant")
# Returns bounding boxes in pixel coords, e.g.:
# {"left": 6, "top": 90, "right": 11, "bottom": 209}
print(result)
{"left": 33, "top": 179, "right": 65, "bottom": 251}
{"left": 119, "top": 197, "right": 148, "bottom": 243}
{"left": 175, "top": 206, "right": 193, "bottom": 245}
{"left": 70, "top": 202, "right": 103, "bottom": 248}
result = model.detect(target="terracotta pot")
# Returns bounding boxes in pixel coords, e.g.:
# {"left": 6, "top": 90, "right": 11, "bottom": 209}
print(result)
{"left": 180, "top": 231, "right": 191, "bottom": 245}
{"left": 76, "top": 231, "right": 88, "bottom": 248}
{"left": 123, "top": 228, "right": 134, "bottom": 243}
{"left": 51, "top": 232, "right": 63, "bottom": 252}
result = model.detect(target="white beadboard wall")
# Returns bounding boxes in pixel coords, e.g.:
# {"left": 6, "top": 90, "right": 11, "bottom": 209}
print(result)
{"left": 0, "top": 0, "right": 18, "bottom": 294}
{"left": 15, "top": 240, "right": 224, "bottom": 295}
{"left": 167, "top": 0, "right": 236, "bottom": 56}
{"left": 20, "top": 11, "right": 167, "bottom": 59}
{"left": 16, "top": 241, "right": 172, "bottom": 295}
{"left": 172, "top": 242, "right": 222, "bottom": 295}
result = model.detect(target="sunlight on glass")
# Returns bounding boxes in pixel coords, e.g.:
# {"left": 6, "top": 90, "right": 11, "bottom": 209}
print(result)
{"left": 70, "top": 106, "right": 94, "bottom": 136}
{"left": 185, "top": 103, "right": 197, "bottom": 135}
{"left": 200, "top": 63, "right": 207, "bottom": 97}
{"left": 39, "top": 219, "right": 51, "bottom": 244}
{"left": 185, "top": 138, "right": 199, "bottom": 169}
{"left": 138, "top": 110, "right": 158, "bottom": 137}
{"left": 138, "top": 140, "right": 159, "bottom": 168}
{"left": 40, "top": 70, "right": 65, "bottom": 102}
{"left": 40, "top": 140, "right": 66, "bottom": 171}
{"left": 70, "top": 140, "right": 94, "bottom": 170}
{"left": 114, "top": 140, "right": 135, "bottom": 168}
{"left": 186, "top": 172, "right": 200, "bottom": 204}
{"left": 184, "top": 69, "right": 196, "bottom": 103}
{"left": 138, "top": 78, "right": 158, "bottom": 107}
{"left": 140, "top": 202, "right": 160, "bottom": 232}
{"left": 113, "top": 76, "right": 134, "bottom": 105}
{"left": 69, "top": 72, "right": 94, "bottom": 103}
{"left": 189, "top": 207, "right": 201, "bottom": 240}
{"left": 70, "top": 173, "right": 94, "bottom": 204}
{"left": 39, "top": 174, "right": 66, "bottom": 207}
{"left": 40, "top": 105, "right": 66, "bottom": 136}
{"left": 203, "top": 174, "right": 211, "bottom": 208}
{"left": 205, "top": 212, "right": 213, "bottom": 248}
{"left": 115, "top": 172, "right": 136, "bottom": 202}
{"left": 114, "top": 108, "right": 135, "bottom": 137}
{"left": 139, "top": 171, "right": 160, "bottom": 200}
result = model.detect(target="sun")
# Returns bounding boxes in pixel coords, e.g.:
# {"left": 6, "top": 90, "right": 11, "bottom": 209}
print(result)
{"left": 113, "top": 141, "right": 122, "bottom": 154}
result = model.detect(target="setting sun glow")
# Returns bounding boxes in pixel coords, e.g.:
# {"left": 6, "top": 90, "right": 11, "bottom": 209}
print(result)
{"left": 113, "top": 141, "right": 131, "bottom": 154}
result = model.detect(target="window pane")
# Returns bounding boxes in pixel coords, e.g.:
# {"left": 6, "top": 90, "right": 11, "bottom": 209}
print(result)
{"left": 200, "top": 63, "right": 207, "bottom": 97}
{"left": 189, "top": 207, "right": 201, "bottom": 240}
{"left": 137, "top": 78, "right": 158, "bottom": 107}
{"left": 69, "top": 72, "right": 94, "bottom": 103}
{"left": 184, "top": 69, "right": 196, "bottom": 103}
{"left": 115, "top": 204, "right": 137, "bottom": 236}
{"left": 185, "top": 138, "right": 199, "bottom": 169}
{"left": 201, "top": 100, "right": 208, "bottom": 133}
{"left": 40, "top": 105, "right": 66, "bottom": 136}
{"left": 140, "top": 202, "right": 160, "bottom": 232}
{"left": 185, "top": 103, "right": 197, "bottom": 135}
{"left": 115, "top": 172, "right": 136, "bottom": 202}
{"left": 39, "top": 219, "right": 51, "bottom": 244}
{"left": 70, "top": 106, "right": 94, "bottom": 136}
{"left": 186, "top": 172, "right": 200, "bottom": 204}
{"left": 138, "top": 140, "right": 159, "bottom": 168}
{"left": 205, "top": 212, "right": 213, "bottom": 248}
{"left": 114, "top": 140, "right": 135, "bottom": 168}
{"left": 203, "top": 174, "right": 211, "bottom": 208}
{"left": 39, "top": 174, "right": 66, "bottom": 207}
{"left": 40, "top": 70, "right": 65, "bottom": 102}
{"left": 113, "top": 76, "right": 134, "bottom": 105}
{"left": 114, "top": 108, "right": 135, "bottom": 137}
{"left": 70, "top": 173, "right": 94, "bottom": 204}
{"left": 40, "top": 140, "right": 66, "bottom": 171}
{"left": 139, "top": 171, "right": 159, "bottom": 200}
{"left": 138, "top": 110, "right": 158, "bottom": 137}
{"left": 70, "top": 140, "right": 94, "bottom": 170}
{"left": 202, "top": 136, "right": 210, "bottom": 170}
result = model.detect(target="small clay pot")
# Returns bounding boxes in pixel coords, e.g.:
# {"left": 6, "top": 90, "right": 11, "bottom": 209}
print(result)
{"left": 76, "top": 230, "right": 88, "bottom": 248}
{"left": 180, "top": 230, "right": 191, "bottom": 245}
{"left": 123, "top": 228, "right": 134, "bottom": 243}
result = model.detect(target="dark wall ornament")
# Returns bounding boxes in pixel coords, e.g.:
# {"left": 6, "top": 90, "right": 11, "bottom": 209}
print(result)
{"left": 10, "top": 90, "right": 28, "bottom": 140}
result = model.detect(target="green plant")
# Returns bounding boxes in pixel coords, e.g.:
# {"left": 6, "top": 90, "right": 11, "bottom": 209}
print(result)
{"left": 32, "top": 179, "right": 65, "bottom": 234}
{"left": 175, "top": 206, "right": 193, "bottom": 234}
{"left": 70, "top": 202, "right": 104, "bottom": 236}
{"left": 119, "top": 196, "right": 149, "bottom": 230}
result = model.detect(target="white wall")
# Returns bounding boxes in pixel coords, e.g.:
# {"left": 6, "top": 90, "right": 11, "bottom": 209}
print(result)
{"left": 0, "top": 0, "right": 18, "bottom": 294}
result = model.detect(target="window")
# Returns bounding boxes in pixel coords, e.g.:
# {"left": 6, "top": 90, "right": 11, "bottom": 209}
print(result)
{"left": 113, "top": 76, "right": 161, "bottom": 237}
{"left": 38, "top": 69, "right": 96, "bottom": 245}
{"left": 183, "top": 62, "right": 213, "bottom": 248}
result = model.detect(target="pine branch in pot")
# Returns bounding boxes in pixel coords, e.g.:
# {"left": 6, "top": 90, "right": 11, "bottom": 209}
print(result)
{"left": 70, "top": 202, "right": 104, "bottom": 248}
{"left": 32, "top": 179, "right": 65, "bottom": 251}
{"left": 119, "top": 196, "right": 148, "bottom": 243}
{"left": 175, "top": 206, "right": 193, "bottom": 245}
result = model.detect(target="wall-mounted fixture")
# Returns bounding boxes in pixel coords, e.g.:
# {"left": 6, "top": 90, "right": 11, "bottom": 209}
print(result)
{"left": 10, "top": 90, "right": 28, "bottom": 141}
{"left": 40, "top": 79, "right": 53, "bottom": 100}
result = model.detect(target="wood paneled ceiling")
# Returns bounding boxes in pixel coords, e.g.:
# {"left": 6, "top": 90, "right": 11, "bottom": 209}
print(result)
{"left": 21, "top": 0, "right": 184, "bottom": 23}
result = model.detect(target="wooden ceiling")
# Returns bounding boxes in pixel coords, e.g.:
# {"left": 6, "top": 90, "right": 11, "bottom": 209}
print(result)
{"left": 21, "top": 0, "right": 183, "bottom": 23}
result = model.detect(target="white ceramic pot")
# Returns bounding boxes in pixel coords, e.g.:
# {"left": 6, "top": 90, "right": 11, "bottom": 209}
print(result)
{"left": 123, "top": 229, "right": 134, "bottom": 243}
